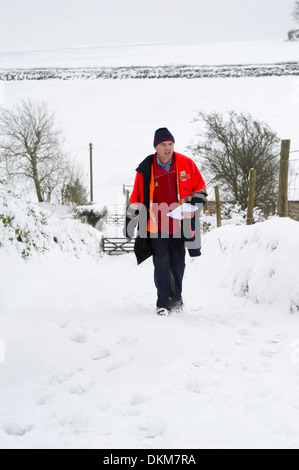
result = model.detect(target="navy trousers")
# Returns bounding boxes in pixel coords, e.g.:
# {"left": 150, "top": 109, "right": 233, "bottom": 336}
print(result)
{"left": 150, "top": 234, "right": 186, "bottom": 309}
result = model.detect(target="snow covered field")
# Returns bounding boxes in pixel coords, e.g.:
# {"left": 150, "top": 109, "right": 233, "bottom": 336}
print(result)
{"left": 1, "top": 40, "right": 298, "bottom": 69}
{"left": 1, "top": 40, "right": 299, "bottom": 449}
{"left": 2, "top": 75, "right": 299, "bottom": 204}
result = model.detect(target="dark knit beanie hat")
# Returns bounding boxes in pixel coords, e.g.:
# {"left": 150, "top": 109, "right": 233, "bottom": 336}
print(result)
{"left": 153, "top": 127, "right": 175, "bottom": 147}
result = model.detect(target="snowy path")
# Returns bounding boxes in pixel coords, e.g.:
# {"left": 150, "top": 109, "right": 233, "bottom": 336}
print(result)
{"left": 1, "top": 252, "right": 299, "bottom": 449}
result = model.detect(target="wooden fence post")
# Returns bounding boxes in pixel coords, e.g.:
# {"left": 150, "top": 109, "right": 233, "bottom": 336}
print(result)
{"left": 277, "top": 139, "right": 291, "bottom": 217}
{"left": 89, "top": 143, "right": 94, "bottom": 203}
{"left": 125, "top": 190, "right": 130, "bottom": 207}
{"left": 247, "top": 168, "right": 256, "bottom": 225}
{"left": 214, "top": 186, "right": 222, "bottom": 227}
{"left": 100, "top": 235, "right": 105, "bottom": 252}
{"left": 123, "top": 184, "right": 132, "bottom": 208}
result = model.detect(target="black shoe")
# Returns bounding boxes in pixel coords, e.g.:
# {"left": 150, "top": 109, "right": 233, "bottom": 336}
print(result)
{"left": 156, "top": 307, "right": 171, "bottom": 316}
{"left": 170, "top": 297, "right": 184, "bottom": 313}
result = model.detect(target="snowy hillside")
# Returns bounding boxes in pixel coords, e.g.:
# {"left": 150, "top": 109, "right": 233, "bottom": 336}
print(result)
{"left": 1, "top": 40, "right": 298, "bottom": 69}
{"left": 0, "top": 182, "right": 102, "bottom": 260}
{"left": 1, "top": 40, "right": 299, "bottom": 81}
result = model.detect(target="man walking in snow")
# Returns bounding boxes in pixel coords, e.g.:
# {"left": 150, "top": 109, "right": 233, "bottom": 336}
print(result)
{"left": 125, "top": 128, "right": 207, "bottom": 316}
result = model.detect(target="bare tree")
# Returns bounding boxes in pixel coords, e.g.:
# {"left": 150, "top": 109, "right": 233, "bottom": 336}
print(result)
{"left": 189, "top": 111, "right": 280, "bottom": 213}
{"left": 0, "top": 99, "right": 67, "bottom": 202}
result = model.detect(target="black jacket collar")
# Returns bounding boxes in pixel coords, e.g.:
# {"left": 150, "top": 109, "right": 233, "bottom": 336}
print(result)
{"left": 136, "top": 154, "right": 154, "bottom": 176}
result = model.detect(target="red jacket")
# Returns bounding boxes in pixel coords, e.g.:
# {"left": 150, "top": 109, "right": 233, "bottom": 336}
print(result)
{"left": 130, "top": 152, "right": 206, "bottom": 206}
{"left": 125, "top": 152, "right": 207, "bottom": 257}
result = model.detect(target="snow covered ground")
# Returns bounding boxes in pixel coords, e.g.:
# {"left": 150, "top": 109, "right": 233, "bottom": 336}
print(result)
{"left": 1, "top": 40, "right": 299, "bottom": 449}
{"left": 1, "top": 186, "right": 299, "bottom": 449}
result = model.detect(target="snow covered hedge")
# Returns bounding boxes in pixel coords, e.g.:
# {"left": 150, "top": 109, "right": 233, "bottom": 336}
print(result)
{"left": 1, "top": 63, "right": 299, "bottom": 80}
{"left": 200, "top": 218, "right": 299, "bottom": 313}
{"left": 201, "top": 203, "right": 265, "bottom": 234}
{"left": 0, "top": 182, "right": 102, "bottom": 260}
{"left": 74, "top": 204, "right": 107, "bottom": 229}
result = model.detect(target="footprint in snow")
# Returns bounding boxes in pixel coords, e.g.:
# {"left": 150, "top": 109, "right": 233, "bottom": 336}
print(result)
{"left": 50, "top": 367, "right": 78, "bottom": 385}
{"left": 106, "top": 360, "right": 126, "bottom": 372}
{"left": 237, "top": 328, "right": 251, "bottom": 336}
{"left": 130, "top": 391, "right": 151, "bottom": 406}
{"left": 67, "top": 379, "right": 95, "bottom": 395}
{"left": 138, "top": 421, "right": 166, "bottom": 439}
{"left": 56, "top": 318, "right": 69, "bottom": 329}
{"left": 70, "top": 332, "right": 87, "bottom": 344}
{"left": 49, "top": 366, "right": 94, "bottom": 394}
{"left": 4, "top": 421, "right": 33, "bottom": 437}
{"left": 116, "top": 336, "right": 138, "bottom": 348}
{"left": 35, "top": 394, "right": 50, "bottom": 406}
{"left": 90, "top": 346, "right": 110, "bottom": 361}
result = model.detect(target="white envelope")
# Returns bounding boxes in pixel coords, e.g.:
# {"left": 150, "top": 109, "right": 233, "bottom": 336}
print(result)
{"left": 167, "top": 203, "right": 198, "bottom": 220}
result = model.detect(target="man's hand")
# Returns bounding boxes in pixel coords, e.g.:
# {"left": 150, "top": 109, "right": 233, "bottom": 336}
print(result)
{"left": 126, "top": 237, "right": 133, "bottom": 243}
{"left": 181, "top": 211, "right": 195, "bottom": 219}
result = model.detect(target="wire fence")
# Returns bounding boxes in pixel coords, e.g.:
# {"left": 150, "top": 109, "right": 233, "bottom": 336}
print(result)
{"left": 289, "top": 155, "right": 299, "bottom": 202}
{"left": 205, "top": 144, "right": 299, "bottom": 222}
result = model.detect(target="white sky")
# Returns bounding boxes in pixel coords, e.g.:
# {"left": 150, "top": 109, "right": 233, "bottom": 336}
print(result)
{"left": 0, "top": 0, "right": 296, "bottom": 51}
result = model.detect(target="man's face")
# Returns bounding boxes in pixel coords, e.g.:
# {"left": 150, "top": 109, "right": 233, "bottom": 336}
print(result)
{"left": 155, "top": 141, "right": 174, "bottom": 162}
